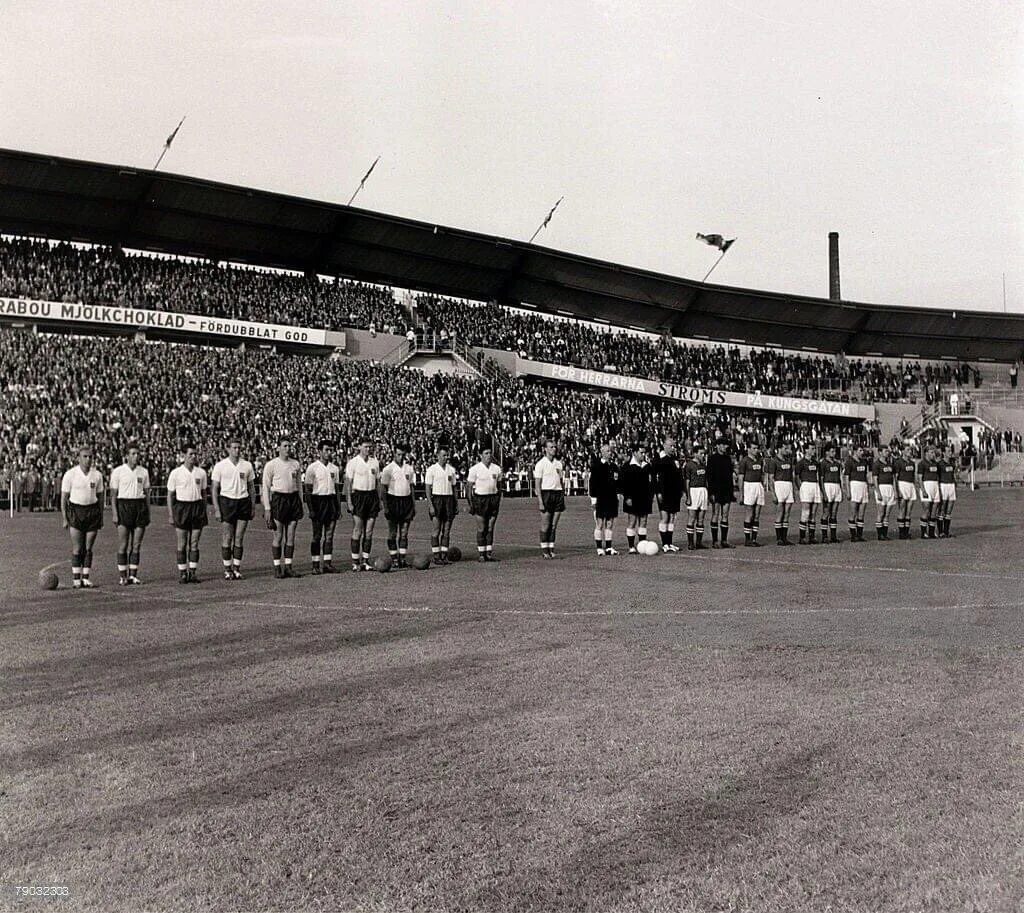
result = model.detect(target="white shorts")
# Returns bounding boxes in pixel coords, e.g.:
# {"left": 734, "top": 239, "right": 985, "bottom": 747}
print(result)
{"left": 773, "top": 481, "right": 795, "bottom": 505}
{"left": 743, "top": 481, "right": 765, "bottom": 507}
{"left": 823, "top": 482, "right": 843, "bottom": 504}
{"left": 940, "top": 482, "right": 956, "bottom": 502}
{"left": 898, "top": 481, "right": 917, "bottom": 502}
{"left": 687, "top": 487, "right": 708, "bottom": 511}
{"left": 876, "top": 484, "right": 897, "bottom": 507}
{"left": 922, "top": 480, "right": 941, "bottom": 503}
{"left": 799, "top": 481, "right": 822, "bottom": 504}
{"left": 849, "top": 480, "right": 869, "bottom": 504}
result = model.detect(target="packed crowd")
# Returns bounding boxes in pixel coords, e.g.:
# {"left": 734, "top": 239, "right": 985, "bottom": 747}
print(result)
{"left": 0, "top": 237, "right": 410, "bottom": 334}
{"left": 1, "top": 330, "right": 879, "bottom": 503}
{"left": 414, "top": 295, "right": 977, "bottom": 405}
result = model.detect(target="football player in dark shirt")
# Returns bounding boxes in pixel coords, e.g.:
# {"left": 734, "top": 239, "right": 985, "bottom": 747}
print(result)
{"left": 893, "top": 447, "right": 919, "bottom": 539}
{"left": 652, "top": 437, "right": 684, "bottom": 552}
{"left": 937, "top": 445, "right": 958, "bottom": 538}
{"left": 820, "top": 443, "right": 844, "bottom": 544}
{"left": 589, "top": 442, "right": 620, "bottom": 555}
{"left": 765, "top": 444, "right": 796, "bottom": 545}
{"left": 917, "top": 445, "right": 941, "bottom": 539}
{"left": 684, "top": 444, "right": 709, "bottom": 550}
{"left": 843, "top": 445, "right": 871, "bottom": 542}
{"left": 706, "top": 439, "right": 735, "bottom": 548}
{"left": 795, "top": 447, "right": 822, "bottom": 544}
{"left": 620, "top": 445, "right": 654, "bottom": 554}
{"left": 735, "top": 443, "right": 766, "bottom": 546}
{"left": 871, "top": 444, "right": 897, "bottom": 540}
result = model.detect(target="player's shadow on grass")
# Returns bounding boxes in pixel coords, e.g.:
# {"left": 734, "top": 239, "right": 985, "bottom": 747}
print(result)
{"left": 1, "top": 614, "right": 469, "bottom": 714}
{"left": 475, "top": 743, "right": 830, "bottom": 912}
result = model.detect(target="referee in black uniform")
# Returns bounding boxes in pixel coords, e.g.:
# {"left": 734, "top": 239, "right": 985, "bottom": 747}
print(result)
{"left": 588, "top": 443, "right": 620, "bottom": 555}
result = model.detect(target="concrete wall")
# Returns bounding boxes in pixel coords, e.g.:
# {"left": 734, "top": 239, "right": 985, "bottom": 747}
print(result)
{"left": 341, "top": 328, "right": 407, "bottom": 361}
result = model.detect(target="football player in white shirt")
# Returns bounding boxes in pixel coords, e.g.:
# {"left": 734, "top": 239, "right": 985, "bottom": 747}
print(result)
{"left": 424, "top": 445, "right": 459, "bottom": 564}
{"left": 60, "top": 445, "right": 105, "bottom": 589}
{"left": 345, "top": 438, "right": 381, "bottom": 571}
{"left": 533, "top": 439, "right": 566, "bottom": 559}
{"left": 262, "top": 439, "right": 305, "bottom": 579}
{"left": 466, "top": 445, "right": 503, "bottom": 561}
{"left": 166, "top": 445, "right": 209, "bottom": 584}
{"left": 110, "top": 443, "right": 151, "bottom": 585}
{"left": 303, "top": 440, "right": 342, "bottom": 574}
{"left": 211, "top": 439, "right": 256, "bottom": 580}
{"left": 380, "top": 443, "right": 417, "bottom": 568}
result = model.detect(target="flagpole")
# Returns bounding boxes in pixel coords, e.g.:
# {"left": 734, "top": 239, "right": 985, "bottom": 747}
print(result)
{"left": 702, "top": 248, "right": 729, "bottom": 283}
{"left": 153, "top": 116, "right": 186, "bottom": 171}
{"left": 348, "top": 156, "right": 381, "bottom": 206}
{"left": 529, "top": 197, "right": 563, "bottom": 243}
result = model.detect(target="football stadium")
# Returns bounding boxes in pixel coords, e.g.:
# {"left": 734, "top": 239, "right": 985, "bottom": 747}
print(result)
{"left": 2, "top": 4, "right": 1023, "bottom": 912}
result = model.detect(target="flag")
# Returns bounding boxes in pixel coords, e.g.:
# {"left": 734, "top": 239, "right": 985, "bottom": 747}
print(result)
{"left": 164, "top": 116, "right": 185, "bottom": 150}
{"left": 543, "top": 197, "right": 563, "bottom": 229}
{"left": 358, "top": 156, "right": 380, "bottom": 190}
{"left": 696, "top": 233, "right": 735, "bottom": 252}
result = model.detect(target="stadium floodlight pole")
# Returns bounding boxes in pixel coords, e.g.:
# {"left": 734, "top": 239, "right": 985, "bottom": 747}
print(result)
{"left": 701, "top": 241, "right": 736, "bottom": 283}
{"left": 347, "top": 156, "right": 381, "bottom": 206}
{"left": 153, "top": 115, "right": 186, "bottom": 171}
{"left": 529, "top": 197, "right": 564, "bottom": 244}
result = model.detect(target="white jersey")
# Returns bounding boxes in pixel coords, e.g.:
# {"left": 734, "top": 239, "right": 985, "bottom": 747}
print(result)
{"left": 533, "top": 456, "right": 564, "bottom": 490}
{"left": 303, "top": 460, "right": 339, "bottom": 497}
{"left": 425, "top": 462, "right": 457, "bottom": 496}
{"left": 381, "top": 461, "right": 415, "bottom": 497}
{"left": 211, "top": 458, "right": 255, "bottom": 500}
{"left": 262, "top": 457, "right": 302, "bottom": 494}
{"left": 468, "top": 461, "right": 502, "bottom": 495}
{"left": 61, "top": 465, "right": 103, "bottom": 506}
{"left": 109, "top": 463, "right": 150, "bottom": 499}
{"left": 345, "top": 455, "right": 380, "bottom": 492}
{"left": 167, "top": 465, "right": 207, "bottom": 502}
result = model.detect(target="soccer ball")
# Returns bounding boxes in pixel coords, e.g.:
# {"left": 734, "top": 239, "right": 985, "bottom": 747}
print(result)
{"left": 637, "top": 540, "right": 660, "bottom": 556}
{"left": 412, "top": 554, "right": 432, "bottom": 570}
{"left": 38, "top": 569, "right": 59, "bottom": 590}
{"left": 374, "top": 556, "right": 393, "bottom": 573}
{"left": 447, "top": 546, "right": 462, "bottom": 562}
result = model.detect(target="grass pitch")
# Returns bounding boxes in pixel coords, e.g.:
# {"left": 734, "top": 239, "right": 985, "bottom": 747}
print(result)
{"left": 1, "top": 492, "right": 1023, "bottom": 912}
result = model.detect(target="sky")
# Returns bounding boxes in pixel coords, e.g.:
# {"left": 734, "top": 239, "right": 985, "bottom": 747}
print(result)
{"left": 2, "top": 0, "right": 1021, "bottom": 311}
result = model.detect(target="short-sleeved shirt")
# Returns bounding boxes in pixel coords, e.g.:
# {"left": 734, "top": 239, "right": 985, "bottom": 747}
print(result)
{"left": 468, "top": 461, "right": 502, "bottom": 495}
{"left": 345, "top": 455, "right": 380, "bottom": 492}
{"left": 533, "top": 456, "right": 564, "bottom": 490}
{"left": 918, "top": 459, "right": 940, "bottom": 482}
{"left": 796, "top": 459, "right": 820, "bottom": 484}
{"left": 263, "top": 457, "right": 302, "bottom": 494}
{"left": 61, "top": 465, "right": 104, "bottom": 505}
{"left": 844, "top": 457, "right": 869, "bottom": 482}
{"left": 872, "top": 458, "right": 895, "bottom": 486}
{"left": 381, "top": 461, "right": 415, "bottom": 496}
{"left": 109, "top": 463, "right": 150, "bottom": 499}
{"left": 894, "top": 458, "right": 917, "bottom": 483}
{"left": 425, "top": 462, "right": 457, "bottom": 496}
{"left": 684, "top": 459, "right": 708, "bottom": 487}
{"left": 211, "top": 458, "right": 255, "bottom": 500}
{"left": 303, "top": 460, "right": 339, "bottom": 497}
{"left": 938, "top": 459, "right": 956, "bottom": 484}
{"left": 736, "top": 456, "right": 765, "bottom": 483}
{"left": 167, "top": 465, "right": 207, "bottom": 502}
{"left": 765, "top": 456, "right": 794, "bottom": 482}
{"left": 821, "top": 459, "right": 843, "bottom": 484}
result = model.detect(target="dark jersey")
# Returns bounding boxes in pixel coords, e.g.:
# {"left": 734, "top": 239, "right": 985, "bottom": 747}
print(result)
{"left": 651, "top": 453, "right": 684, "bottom": 499}
{"left": 872, "top": 458, "right": 895, "bottom": 486}
{"left": 894, "top": 458, "right": 917, "bottom": 483}
{"left": 684, "top": 459, "right": 707, "bottom": 488}
{"left": 706, "top": 452, "right": 735, "bottom": 490}
{"left": 844, "top": 457, "right": 869, "bottom": 482}
{"left": 588, "top": 459, "right": 618, "bottom": 499}
{"left": 918, "top": 459, "right": 940, "bottom": 482}
{"left": 736, "top": 456, "right": 765, "bottom": 483}
{"left": 821, "top": 459, "right": 843, "bottom": 485}
{"left": 796, "top": 459, "right": 819, "bottom": 484}
{"left": 938, "top": 459, "right": 956, "bottom": 484}
{"left": 765, "top": 456, "right": 794, "bottom": 482}
{"left": 619, "top": 461, "right": 653, "bottom": 501}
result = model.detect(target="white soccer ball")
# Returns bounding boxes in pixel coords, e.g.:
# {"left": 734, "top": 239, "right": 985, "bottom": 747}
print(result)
{"left": 638, "top": 540, "right": 660, "bottom": 556}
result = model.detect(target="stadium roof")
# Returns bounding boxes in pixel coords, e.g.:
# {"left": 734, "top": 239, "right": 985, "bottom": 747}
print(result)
{"left": 1, "top": 147, "right": 1021, "bottom": 361}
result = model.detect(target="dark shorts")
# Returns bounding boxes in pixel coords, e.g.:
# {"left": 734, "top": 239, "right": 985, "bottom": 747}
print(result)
{"left": 173, "top": 499, "right": 208, "bottom": 531}
{"left": 710, "top": 485, "right": 736, "bottom": 505}
{"left": 309, "top": 494, "right": 341, "bottom": 524}
{"left": 541, "top": 490, "right": 566, "bottom": 514}
{"left": 657, "top": 493, "right": 682, "bottom": 514}
{"left": 431, "top": 494, "right": 458, "bottom": 523}
{"left": 67, "top": 502, "right": 103, "bottom": 533}
{"left": 622, "top": 495, "right": 652, "bottom": 516}
{"left": 115, "top": 498, "right": 150, "bottom": 530}
{"left": 218, "top": 495, "right": 253, "bottom": 524}
{"left": 385, "top": 493, "right": 416, "bottom": 524}
{"left": 270, "top": 491, "right": 304, "bottom": 525}
{"left": 351, "top": 489, "right": 380, "bottom": 520}
{"left": 594, "top": 495, "right": 619, "bottom": 520}
{"left": 472, "top": 493, "right": 501, "bottom": 518}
